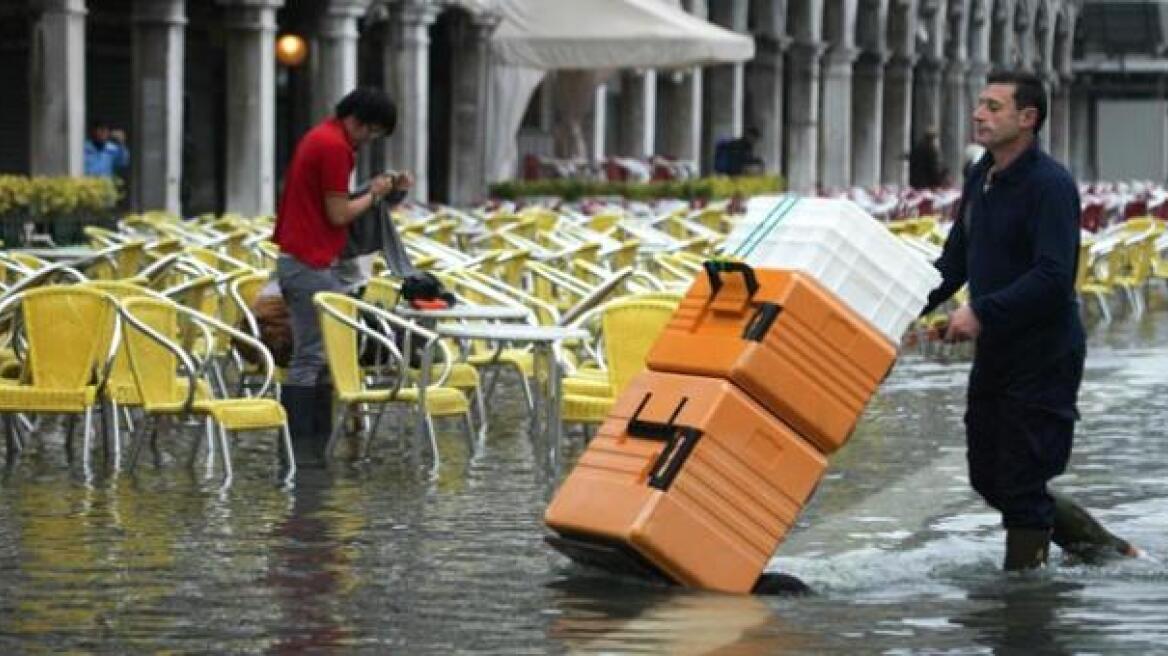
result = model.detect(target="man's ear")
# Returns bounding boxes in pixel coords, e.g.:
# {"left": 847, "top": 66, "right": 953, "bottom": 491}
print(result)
{"left": 1020, "top": 106, "right": 1039, "bottom": 131}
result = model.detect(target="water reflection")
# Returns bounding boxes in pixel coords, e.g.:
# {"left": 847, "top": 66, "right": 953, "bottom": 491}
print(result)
{"left": 0, "top": 313, "right": 1166, "bottom": 652}
{"left": 953, "top": 578, "right": 1082, "bottom": 655}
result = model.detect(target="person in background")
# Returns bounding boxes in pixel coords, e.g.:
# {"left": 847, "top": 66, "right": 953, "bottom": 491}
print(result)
{"left": 713, "top": 127, "right": 764, "bottom": 176}
{"left": 273, "top": 87, "right": 410, "bottom": 467}
{"left": 908, "top": 127, "right": 946, "bottom": 189}
{"left": 83, "top": 119, "right": 130, "bottom": 178}
{"left": 921, "top": 70, "right": 1136, "bottom": 571}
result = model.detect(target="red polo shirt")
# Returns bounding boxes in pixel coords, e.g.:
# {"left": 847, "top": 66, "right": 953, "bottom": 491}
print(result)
{"left": 274, "top": 117, "right": 354, "bottom": 268}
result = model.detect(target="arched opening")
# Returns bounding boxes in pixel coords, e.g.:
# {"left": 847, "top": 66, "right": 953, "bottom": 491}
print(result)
{"left": 1033, "top": 1, "right": 1050, "bottom": 72}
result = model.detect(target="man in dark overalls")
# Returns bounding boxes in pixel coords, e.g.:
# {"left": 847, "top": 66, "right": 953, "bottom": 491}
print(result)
{"left": 922, "top": 71, "right": 1135, "bottom": 570}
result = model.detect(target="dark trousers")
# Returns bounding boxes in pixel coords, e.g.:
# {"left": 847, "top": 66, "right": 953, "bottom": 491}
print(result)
{"left": 965, "top": 397, "right": 1073, "bottom": 530}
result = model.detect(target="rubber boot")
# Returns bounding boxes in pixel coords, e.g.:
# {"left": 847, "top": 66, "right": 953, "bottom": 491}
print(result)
{"left": 312, "top": 383, "right": 335, "bottom": 460}
{"left": 1051, "top": 492, "right": 1139, "bottom": 564}
{"left": 1003, "top": 528, "right": 1051, "bottom": 571}
{"left": 281, "top": 385, "right": 323, "bottom": 468}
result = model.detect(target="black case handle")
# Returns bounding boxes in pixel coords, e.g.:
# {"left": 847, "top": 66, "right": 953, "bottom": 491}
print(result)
{"left": 625, "top": 393, "right": 703, "bottom": 491}
{"left": 703, "top": 260, "right": 759, "bottom": 300}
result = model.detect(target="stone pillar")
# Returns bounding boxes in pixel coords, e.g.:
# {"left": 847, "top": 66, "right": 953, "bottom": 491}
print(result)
{"left": 131, "top": 0, "right": 185, "bottom": 214}
{"left": 1038, "top": 70, "right": 1057, "bottom": 153}
{"left": 913, "top": 57, "right": 943, "bottom": 140}
{"left": 942, "top": 59, "right": 969, "bottom": 182}
{"left": 819, "top": 48, "right": 855, "bottom": 190}
{"left": 657, "top": 68, "right": 702, "bottom": 166}
{"left": 310, "top": 0, "right": 364, "bottom": 123}
{"left": 617, "top": 70, "right": 657, "bottom": 157}
{"left": 1050, "top": 76, "right": 1072, "bottom": 167}
{"left": 448, "top": 14, "right": 497, "bottom": 206}
{"left": 221, "top": 0, "right": 282, "bottom": 216}
{"left": 785, "top": 40, "right": 823, "bottom": 194}
{"left": 851, "top": 50, "right": 885, "bottom": 188}
{"left": 593, "top": 83, "right": 608, "bottom": 162}
{"left": 1069, "top": 82, "right": 1092, "bottom": 180}
{"left": 702, "top": 63, "right": 744, "bottom": 173}
{"left": 384, "top": 1, "right": 437, "bottom": 201}
{"left": 747, "top": 35, "right": 787, "bottom": 176}
{"left": 29, "top": 0, "right": 86, "bottom": 176}
{"left": 881, "top": 54, "right": 914, "bottom": 186}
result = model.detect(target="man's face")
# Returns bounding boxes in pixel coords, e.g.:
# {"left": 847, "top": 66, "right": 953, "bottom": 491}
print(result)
{"left": 91, "top": 126, "right": 110, "bottom": 143}
{"left": 351, "top": 121, "right": 385, "bottom": 146}
{"left": 972, "top": 83, "right": 1037, "bottom": 149}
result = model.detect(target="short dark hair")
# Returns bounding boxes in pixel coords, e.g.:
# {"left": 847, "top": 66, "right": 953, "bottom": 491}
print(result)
{"left": 89, "top": 118, "right": 110, "bottom": 131}
{"left": 335, "top": 87, "right": 397, "bottom": 135}
{"left": 986, "top": 70, "right": 1047, "bottom": 134}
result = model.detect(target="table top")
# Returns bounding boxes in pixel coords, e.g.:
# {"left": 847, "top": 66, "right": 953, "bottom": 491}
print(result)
{"left": 397, "top": 304, "right": 528, "bottom": 321}
{"left": 435, "top": 323, "right": 588, "bottom": 342}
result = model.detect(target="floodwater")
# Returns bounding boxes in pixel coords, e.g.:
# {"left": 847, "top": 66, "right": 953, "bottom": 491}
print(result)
{"left": 2, "top": 302, "right": 1168, "bottom": 654}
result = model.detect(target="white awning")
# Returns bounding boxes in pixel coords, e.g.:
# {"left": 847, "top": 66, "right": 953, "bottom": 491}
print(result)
{"left": 491, "top": 0, "right": 755, "bottom": 69}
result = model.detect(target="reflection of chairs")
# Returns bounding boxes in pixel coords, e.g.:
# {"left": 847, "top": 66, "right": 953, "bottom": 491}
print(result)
{"left": 314, "top": 292, "right": 473, "bottom": 464}
{"left": 0, "top": 286, "right": 120, "bottom": 472}
{"left": 118, "top": 296, "right": 295, "bottom": 484}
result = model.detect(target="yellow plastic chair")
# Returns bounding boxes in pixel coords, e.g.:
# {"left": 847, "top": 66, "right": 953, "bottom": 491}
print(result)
{"left": 0, "top": 286, "right": 120, "bottom": 472}
{"left": 1113, "top": 233, "right": 1157, "bottom": 316}
{"left": 118, "top": 295, "right": 295, "bottom": 485}
{"left": 314, "top": 292, "right": 473, "bottom": 464}
{"left": 561, "top": 297, "right": 677, "bottom": 427}
{"left": 1079, "top": 241, "right": 1122, "bottom": 323}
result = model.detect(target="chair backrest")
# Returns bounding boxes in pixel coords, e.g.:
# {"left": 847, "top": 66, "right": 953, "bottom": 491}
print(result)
{"left": 19, "top": 286, "right": 117, "bottom": 390}
{"left": 86, "top": 280, "right": 157, "bottom": 401}
{"left": 119, "top": 296, "right": 189, "bottom": 410}
{"left": 601, "top": 297, "right": 678, "bottom": 395}
{"left": 314, "top": 293, "right": 367, "bottom": 398}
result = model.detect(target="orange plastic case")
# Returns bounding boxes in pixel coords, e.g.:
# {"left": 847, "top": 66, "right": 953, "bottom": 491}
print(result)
{"left": 646, "top": 262, "right": 896, "bottom": 454}
{"left": 545, "top": 370, "right": 827, "bottom": 594}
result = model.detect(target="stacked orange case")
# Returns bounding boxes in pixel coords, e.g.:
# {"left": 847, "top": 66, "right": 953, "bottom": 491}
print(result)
{"left": 545, "top": 370, "right": 826, "bottom": 593}
{"left": 646, "top": 263, "right": 896, "bottom": 454}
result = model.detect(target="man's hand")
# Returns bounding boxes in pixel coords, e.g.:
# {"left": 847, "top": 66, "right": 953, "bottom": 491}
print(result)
{"left": 944, "top": 304, "right": 981, "bottom": 342}
{"left": 389, "top": 170, "right": 415, "bottom": 192}
{"left": 369, "top": 173, "right": 394, "bottom": 200}
{"left": 110, "top": 129, "right": 126, "bottom": 143}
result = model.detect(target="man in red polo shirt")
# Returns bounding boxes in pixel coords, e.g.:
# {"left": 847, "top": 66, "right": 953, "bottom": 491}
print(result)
{"left": 274, "top": 87, "right": 406, "bottom": 466}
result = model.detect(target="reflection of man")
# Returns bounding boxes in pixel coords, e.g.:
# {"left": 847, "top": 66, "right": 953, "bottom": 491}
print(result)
{"left": 83, "top": 119, "right": 130, "bottom": 178}
{"left": 922, "top": 71, "right": 1135, "bottom": 570}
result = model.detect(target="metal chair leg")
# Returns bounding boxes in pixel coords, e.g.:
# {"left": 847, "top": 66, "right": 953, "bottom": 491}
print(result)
{"left": 279, "top": 426, "right": 296, "bottom": 486}
{"left": 324, "top": 404, "right": 349, "bottom": 459}
{"left": 216, "top": 423, "right": 233, "bottom": 484}
{"left": 81, "top": 407, "right": 94, "bottom": 477}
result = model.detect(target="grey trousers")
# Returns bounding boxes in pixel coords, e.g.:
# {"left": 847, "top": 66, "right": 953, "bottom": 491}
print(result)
{"left": 276, "top": 255, "right": 346, "bottom": 387}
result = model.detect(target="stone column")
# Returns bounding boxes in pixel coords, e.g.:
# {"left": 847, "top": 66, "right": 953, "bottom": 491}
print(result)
{"left": 785, "top": 40, "right": 823, "bottom": 194}
{"left": 913, "top": 57, "right": 943, "bottom": 140}
{"left": 657, "top": 68, "right": 702, "bottom": 165}
{"left": 29, "top": 0, "right": 86, "bottom": 176}
{"left": 593, "top": 83, "right": 608, "bottom": 162}
{"left": 819, "top": 47, "right": 856, "bottom": 190}
{"left": 747, "top": 35, "right": 788, "bottom": 176}
{"left": 221, "top": 0, "right": 282, "bottom": 216}
{"left": 1069, "top": 81, "right": 1092, "bottom": 180}
{"left": 1038, "top": 70, "right": 1057, "bottom": 153}
{"left": 384, "top": 1, "right": 437, "bottom": 201}
{"left": 881, "top": 54, "right": 914, "bottom": 186}
{"left": 702, "top": 63, "right": 744, "bottom": 173}
{"left": 131, "top": 0, "right": 185, "bottom": 213}
{"left": 617, "top": 70, "right": 657, "bottom": 157}
{"left": 942, "top": 59, "right": 969, "bottom": 182}
{"left": 1050, "top": 76, "right": 1072, "bottom": 167}
{"left": 851, "top": 50, "right": 885, "bottom": 188}
{"left": 448, "top": 14, "right": 498, "bottom": 206}
{"left": 310, "top": 0, "right": 364, "bottom": 123}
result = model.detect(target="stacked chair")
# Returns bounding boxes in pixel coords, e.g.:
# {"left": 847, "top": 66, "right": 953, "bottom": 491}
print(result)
{"left": 544, "top": 196, "right": 941, "bottom": 593}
